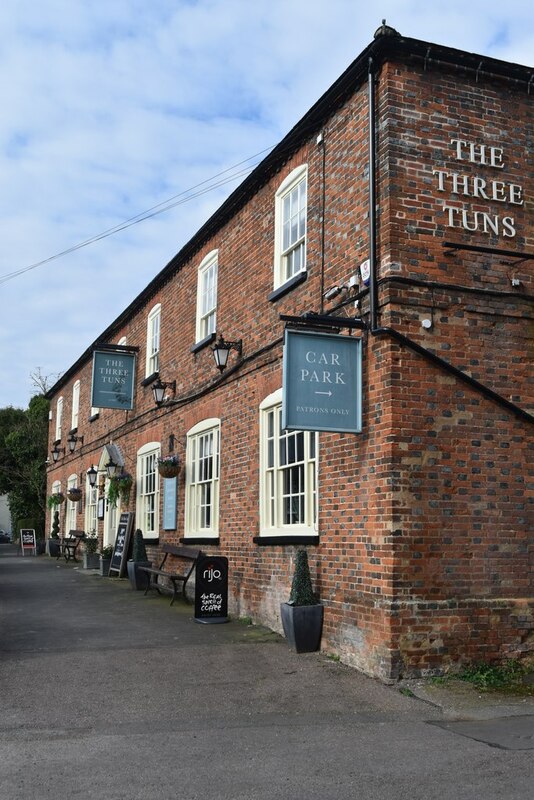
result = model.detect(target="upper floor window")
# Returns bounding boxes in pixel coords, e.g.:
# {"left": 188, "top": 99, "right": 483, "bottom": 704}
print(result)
{"left": 145, "top": 304, "right": 161, "bottom": 377}
{"left": 259, "top": 390, "right": 318, "bottom": 537}
{"left": 274, "top": 165, "right": 307, "bottom": 290}
{"left": 185, "top": 419, "right": 220, "bottom": 538}
{"left": 136, "top": 442, "right": 160, "bottom": 538}
{"left": 55, "top": 397, "right": 63, "bottom": 441}
{"left": 196, "top": 251, "right": 218, "bottom": 343}
{"left": 71, "top": 381, "right": 80, "bottom": 430}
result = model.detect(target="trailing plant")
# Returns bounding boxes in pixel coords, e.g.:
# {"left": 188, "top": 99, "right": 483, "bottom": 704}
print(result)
{"left": 47, "top": 492, "right": 65, "bottom": 509}
{"left": 107, "top": 473, "right": 133, "bottom": 507}
{"left": 131, "top": 529, "right": 148, "bottom": 562}
{"left": 288, "top": 549, "right": 319, "bottom": 606}
{"left": 158, "top": 455, "right": 179, "bottom": 469}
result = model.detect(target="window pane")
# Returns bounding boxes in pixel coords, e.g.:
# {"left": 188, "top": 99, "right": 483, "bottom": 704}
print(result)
{"left": 262, "top": 401, "right": 316, "bottom": 533}
{"left": 186, "top": 425, "right": 219, "bottom": 536}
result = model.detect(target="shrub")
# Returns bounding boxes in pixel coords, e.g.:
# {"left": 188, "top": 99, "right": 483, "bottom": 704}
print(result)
{"left": 289, "top": 549, "right": 318, "bottom": 606}
{"left": 131, "top": 529, "right": 148, "bottom": 562}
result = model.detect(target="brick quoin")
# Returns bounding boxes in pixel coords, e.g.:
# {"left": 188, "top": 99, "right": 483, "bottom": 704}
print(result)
{"left": 45, "top": 28, "right": 533, "bottom": 681}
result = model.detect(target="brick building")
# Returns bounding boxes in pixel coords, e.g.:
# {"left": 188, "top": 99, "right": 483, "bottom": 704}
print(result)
{"left": 45, "top": 26, "right": 533, "bottom": 680}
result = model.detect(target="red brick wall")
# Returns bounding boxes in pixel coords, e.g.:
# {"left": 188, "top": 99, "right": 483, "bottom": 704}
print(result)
{"left": 46, "top": 51, "right": 533, "bottom": 679}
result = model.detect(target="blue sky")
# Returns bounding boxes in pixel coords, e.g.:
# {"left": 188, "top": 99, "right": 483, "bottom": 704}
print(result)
{"left": 0, "top": 0, "right": 532, "bottom": 408}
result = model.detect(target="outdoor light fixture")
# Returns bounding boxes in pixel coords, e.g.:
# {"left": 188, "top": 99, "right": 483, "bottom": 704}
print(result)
{"left": 212, "top": 335, "right": 242, "bottom": 373}
{"left": 86, "top": 466, "right": 98, "bottom": 488}
{"left": 152, "top": 377, "right": 176, "bottom": 407}
{"left": 106, "top": 458, "right": 119, "bottom": 478}
{"left": 51, "top": 445, "right": 65, "bottom": 463}
{"left": 67, "top": 433, "right": 84, "bottom": 453}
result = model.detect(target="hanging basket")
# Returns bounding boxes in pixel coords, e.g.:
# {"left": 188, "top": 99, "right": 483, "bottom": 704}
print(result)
{"left": 47, "top": 492, "right": 65, "bottom": 509}
{"left": 158, "top": 459, "right": 180, "bottom": 479}
{"left": 67, "top": 488, "right": 82, "bottom": 502}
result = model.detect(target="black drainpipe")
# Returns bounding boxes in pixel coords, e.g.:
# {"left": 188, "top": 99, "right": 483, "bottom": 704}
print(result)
{"left": 368, "top": 57, "right": 378, "bottom": 331}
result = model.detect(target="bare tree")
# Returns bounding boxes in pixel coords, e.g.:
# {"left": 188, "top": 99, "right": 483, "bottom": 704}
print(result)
{"left": 29, "top": 367, "right": 62, "bottom": 396}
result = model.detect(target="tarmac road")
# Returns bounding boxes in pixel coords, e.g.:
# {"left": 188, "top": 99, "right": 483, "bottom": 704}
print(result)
{"left": 1, "top": 548, "right": 532, "bottom": 800}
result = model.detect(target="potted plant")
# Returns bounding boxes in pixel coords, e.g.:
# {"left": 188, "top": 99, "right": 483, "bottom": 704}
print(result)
{"left": 158, "top": 455, "right": 180, "bottom": 479}
{"left": 127, "top": 529, "right": 151, "bottom": 590}
{"left": 99, "top": 544, "right": 114, "bottom": 577}
{"left": 47, "top": 492, "right": 65, "bottom": 509}
{"left": 83, "top": 532, "right": 100, "bottom": 569}
{"left": 67, "top": 487, "right": 82, "bottom": 503}
{"left": 280, "top": 549, "right": 324, "bottom": 653}
{"left": 108, "top": 473, "right": 133, "bottom": 507}
{"left": 48, "top": 510, "right": 61, "bottom": 557}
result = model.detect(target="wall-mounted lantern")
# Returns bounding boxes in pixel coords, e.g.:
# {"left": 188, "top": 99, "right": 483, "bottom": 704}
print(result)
{"left": 212, "top": 335, "right": 242, "bottom": 373}
{"left": 67, "top": 433, "right": 84, "bottom": 453}
{"left": 51, "top": 445, "right": 65, "bottom": 463}
{"left": 86, "top": 465, "right": 98, "bottom": 488}
{"left": 152, "top": 378, "right": 176, "bottom": 407}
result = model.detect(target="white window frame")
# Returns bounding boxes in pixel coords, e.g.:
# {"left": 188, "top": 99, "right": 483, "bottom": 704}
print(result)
{"left": 145, "top": 304, "right": 161, "bottom": 377}
{"left": 259, "top": 389, "right": 318, "bottom": 537}
{"left": 55, "top": 397, "right": 63, "bottom": 441}
{"left": 50, "top": 480, "right": 62, "bottom": 533}
{"left": 66, "top": 474, "right": 78, "bottom": 533}
{"left": 71, "top": 380, "right": 80, "bottom": 430}
{"left": 273, "top": 165, "right": 307, "bottom": 290}
{"left": 136, "top": 442, "right": 161, "bottom": 538}
{"left": 195, "top": 250, "right": 218, "bottom": 343}
{"left": 85, "top": 471, "right": 98, "bottom": 538}
{"left": 184, "top": 418, "right": 220, "bottom": 539}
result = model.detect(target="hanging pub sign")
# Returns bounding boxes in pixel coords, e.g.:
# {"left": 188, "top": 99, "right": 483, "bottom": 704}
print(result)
{"left": 282, "top": 329, "right": 362, "bottom": 434}
{"left": 91, "top": 348, "right": 137, "bottom": 410}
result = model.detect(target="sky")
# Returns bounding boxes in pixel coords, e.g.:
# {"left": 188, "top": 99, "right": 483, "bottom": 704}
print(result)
{"left": 0, "top": 0, "right": 532, "bottom": 409}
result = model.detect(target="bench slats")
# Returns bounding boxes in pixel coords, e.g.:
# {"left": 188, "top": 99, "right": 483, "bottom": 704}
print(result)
{"left": 57, "top": 530, "right": 85, "bottom": 563}
{"left": 138, "top": 544, "right": 201, "bottom": 605}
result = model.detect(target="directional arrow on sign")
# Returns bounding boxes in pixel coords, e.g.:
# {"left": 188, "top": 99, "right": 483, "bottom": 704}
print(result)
{"left": 315, "top": 390, "right": 333, "bottom": 397}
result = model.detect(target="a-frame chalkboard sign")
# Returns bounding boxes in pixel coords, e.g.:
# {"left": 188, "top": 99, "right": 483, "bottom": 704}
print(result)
{"left": 108, "top": 512, "right": 134, "bottom": 577}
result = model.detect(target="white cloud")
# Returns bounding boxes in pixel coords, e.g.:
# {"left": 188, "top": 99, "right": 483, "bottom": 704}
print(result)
{"left": 0, "top": 0, "right": 532, "bottom": 407}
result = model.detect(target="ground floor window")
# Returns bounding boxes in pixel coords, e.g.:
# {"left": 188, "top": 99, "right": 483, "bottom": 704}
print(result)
{"left": 260, "top": 390, "right": 317, "bottom": 537}
{"left": 85, "top": 474, "right": 98, "bottom": 538}
{"left": 66, "top": 475, "right": 78, "bottom": 533}
{"left": 136, "top": 442, "right": 160, "bottom": 538}
{"left": 185, "top": 419, "right": 220, "bottom": 538}
{"left": 49, "top": 480, "right": 62, "bottom": 533}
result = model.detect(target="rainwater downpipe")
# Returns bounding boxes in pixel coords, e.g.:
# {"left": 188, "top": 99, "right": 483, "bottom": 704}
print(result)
{"left": 368, "top": 57, "right": 378, "bottom": 331}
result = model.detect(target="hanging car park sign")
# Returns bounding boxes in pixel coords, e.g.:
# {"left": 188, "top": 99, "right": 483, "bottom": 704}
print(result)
{"left": 91, "top": 348, "right": 136, "bottom": 410}
{"left": 282, "top": 329, "right": 362, "bottom": 433}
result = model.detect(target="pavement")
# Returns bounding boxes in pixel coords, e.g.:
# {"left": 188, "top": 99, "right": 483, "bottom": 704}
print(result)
{"left": 1, "top": 544, "right": 533, "bottom": 799}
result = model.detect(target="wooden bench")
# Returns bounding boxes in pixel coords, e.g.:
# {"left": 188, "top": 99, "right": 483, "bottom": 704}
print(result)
{"left": 58, "top": 530, "right": 85, "bottom": 563}
{"left": 138, "top": 544, "right": 202, "bottom": 605}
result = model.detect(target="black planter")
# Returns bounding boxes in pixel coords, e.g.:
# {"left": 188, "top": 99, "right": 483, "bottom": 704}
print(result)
{"left": 48, "top": 538, "right": 61, "bottom": 558}
{"left": 280, "top": 602, "right": 324, "bottom": 653}
{"left": 127, "top": 560, "right": 151, "bottom": 590}
{"left": 99, "top": 557, "right": 112, "bottom": 577}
